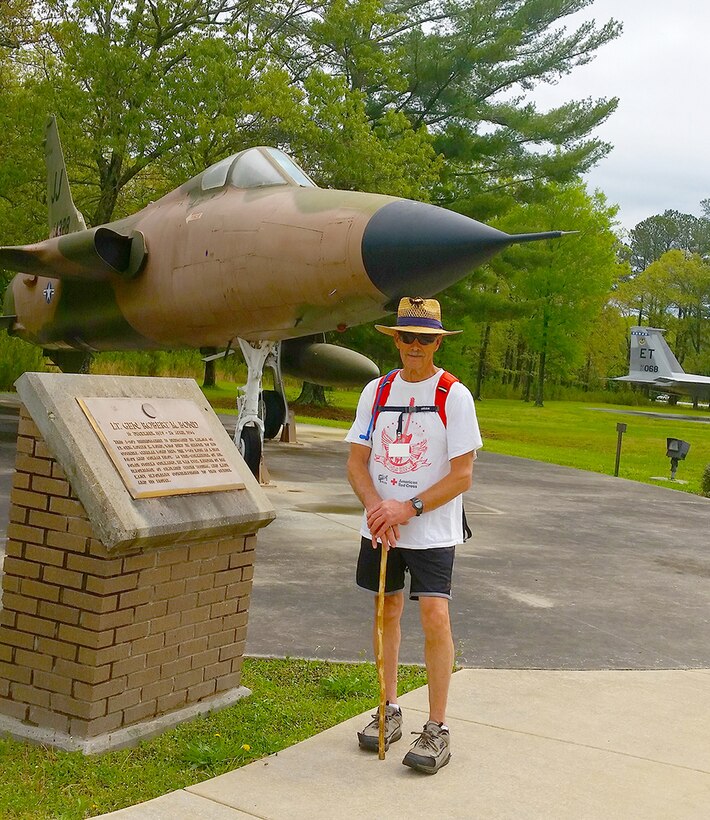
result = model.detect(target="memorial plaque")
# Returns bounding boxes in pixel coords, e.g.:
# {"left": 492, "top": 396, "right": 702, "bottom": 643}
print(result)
{"left": 77, "top": 397, "right": 246, "bottom": 499}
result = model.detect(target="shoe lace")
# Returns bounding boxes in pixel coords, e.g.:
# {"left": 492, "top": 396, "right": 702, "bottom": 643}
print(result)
{"left": 368, "top": 708, "right": 398, "bottom": 730}
{"left": 409, "top": 725, "right": 442, "bottom": 753}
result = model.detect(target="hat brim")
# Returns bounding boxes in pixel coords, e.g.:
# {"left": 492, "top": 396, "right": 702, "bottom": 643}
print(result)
{"left": 375, "top": 324, "right": 462, "bottom": 337}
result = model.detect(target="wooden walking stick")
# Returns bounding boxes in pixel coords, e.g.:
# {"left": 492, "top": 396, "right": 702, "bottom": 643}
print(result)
{"left": 376, "top": 542, "right": 388, "bottom": 760}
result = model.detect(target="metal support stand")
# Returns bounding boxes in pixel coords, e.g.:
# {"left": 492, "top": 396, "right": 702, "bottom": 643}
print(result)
{"left": 234, "top": 339, "right": 291, "bottom": 479}
{"left": 265, "top": 343, "right": 287, "bottom": 410}
{"left": 264, "top": 341, "right": 293, "bottom": 441}
{"left": 235, "top": 339, "right": 275, "bottom": 443}
{"left": 234, "top": 340, "right": 275, "bottom": 478}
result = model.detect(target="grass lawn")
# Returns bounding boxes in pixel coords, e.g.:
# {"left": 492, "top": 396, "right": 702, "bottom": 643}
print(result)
{"left": 0, "top": 658, "right": 427, "bottom": 819}
{"left": 472, "top": 399, "right": 710, "bottom": 496}
{"left": 202, "top": 380, "right": 710, "bottom": 494}
{"left": 208, "top": 378, "right": 709, "bottom": 497}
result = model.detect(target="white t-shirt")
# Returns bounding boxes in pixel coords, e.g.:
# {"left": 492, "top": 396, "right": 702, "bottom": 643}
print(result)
{"left": 345, "top": 369, "right": 483, "bottom": 549}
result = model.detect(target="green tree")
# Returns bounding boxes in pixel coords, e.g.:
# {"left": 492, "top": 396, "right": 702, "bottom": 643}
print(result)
{"left": 0, "top": 0, "right": 36, "bottom": 49}
{"left": 289, "top": 71, "right": 441, "bottom": 198}
{"left": 615, "top": 252, "right": 674, "bottom": 329}
{"left": 0, "top": 4, "right": 46, "bottom": 275}
{"left": 577, "top": 301, "right": 628, "bottom": 388}
{"left": 268, "top": 0, "right": 621, "bottom": 218}
{"left": 497, "top": 181, "right": 621, "bottom": 406}
{"left": 29, "top": 0, "right": 270, "bottom": 225}
{"left": 9, "top": 0, "right": 441, "bottom": 231}
{"left": 624, "top": 250, "right": 710, "bottom": 366}
{"left": 627, "top": 210, "right": 710, "bottom": 274}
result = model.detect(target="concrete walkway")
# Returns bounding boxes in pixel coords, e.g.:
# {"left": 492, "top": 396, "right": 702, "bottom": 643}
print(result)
{"left": 99, "top": 668, "right": 710, "bottom": 819}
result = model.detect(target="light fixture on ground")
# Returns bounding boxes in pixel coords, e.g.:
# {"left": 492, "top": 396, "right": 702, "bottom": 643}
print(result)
{"left": 666, "top": 438, "right": 691, "bottom": 482}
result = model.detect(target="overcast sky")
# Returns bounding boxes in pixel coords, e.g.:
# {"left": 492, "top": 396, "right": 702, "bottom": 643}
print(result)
{"left": 529, "top": 0, "right": 710, "bottom": 233}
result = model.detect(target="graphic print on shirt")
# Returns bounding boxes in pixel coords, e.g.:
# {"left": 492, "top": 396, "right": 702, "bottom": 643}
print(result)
{"left": 374, "top": 395, "right": 432, "bottom": 475}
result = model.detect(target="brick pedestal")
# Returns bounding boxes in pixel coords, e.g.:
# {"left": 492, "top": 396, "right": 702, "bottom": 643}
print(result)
{"left": 0, "top": 409, "right": 256, "bottom": 752}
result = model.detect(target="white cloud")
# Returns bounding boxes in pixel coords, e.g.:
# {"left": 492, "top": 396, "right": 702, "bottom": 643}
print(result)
{"left": 528, "top": 0, "right": 710, "bottom": 230}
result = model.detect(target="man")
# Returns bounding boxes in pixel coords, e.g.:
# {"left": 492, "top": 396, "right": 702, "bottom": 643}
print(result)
{"left": 346, "top": 296, "right": 482, "bottom": 774}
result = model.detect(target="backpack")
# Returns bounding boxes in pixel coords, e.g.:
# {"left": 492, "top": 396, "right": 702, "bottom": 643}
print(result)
{"left": 358, "top": 368, "right": 472, "bottom": 542}
{"left": 358, "top": 368, "right": 459, "bottom": 443}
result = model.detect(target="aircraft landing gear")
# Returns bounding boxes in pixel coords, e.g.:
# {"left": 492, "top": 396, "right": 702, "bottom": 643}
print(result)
{"left": 235, "top": 339, "right": 289, "bottom": 478}
{"left": 262, "top": 389, "right": 287, "bottom": 440}
{"left": 238, "top": 425, "right": 262, "bottom": 476}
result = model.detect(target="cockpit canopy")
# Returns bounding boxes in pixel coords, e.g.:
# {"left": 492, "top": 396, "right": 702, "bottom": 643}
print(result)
{"left": 201, "top": 147, "right": 317, "bottom": 192}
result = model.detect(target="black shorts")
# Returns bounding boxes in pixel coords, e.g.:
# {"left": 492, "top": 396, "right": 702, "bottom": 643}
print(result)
{"left": 356, "top": 537, "right": 455, "bottom": 600}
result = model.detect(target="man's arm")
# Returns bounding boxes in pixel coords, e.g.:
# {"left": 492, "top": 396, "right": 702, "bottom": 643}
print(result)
{"left": 347, "top": 442, "right": 399, "bottom": 549}
{"left": 366, "top": 451, "right": 474, "bottom": 538}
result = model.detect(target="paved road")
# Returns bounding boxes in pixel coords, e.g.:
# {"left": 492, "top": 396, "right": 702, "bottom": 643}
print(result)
{"left": 248, "top": 428, "right": 710, "bottom": 670}
{"left": 2, "top": 406, "right": 709, "bottom": 670}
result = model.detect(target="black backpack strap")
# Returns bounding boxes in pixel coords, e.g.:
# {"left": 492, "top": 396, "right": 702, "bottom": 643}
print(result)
{"left": 462, "top": 507, "right": 472, "bottom": 542}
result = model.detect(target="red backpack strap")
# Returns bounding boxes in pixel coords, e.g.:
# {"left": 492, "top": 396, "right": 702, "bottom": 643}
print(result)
{"left": 434, "top": 370, "right": 459, "bottom": 428}
{"left": 359, "top": 369, "right": 399, "bottom": 441}
{"left": 371, "top": 369, "right": 399, "bottom": 424}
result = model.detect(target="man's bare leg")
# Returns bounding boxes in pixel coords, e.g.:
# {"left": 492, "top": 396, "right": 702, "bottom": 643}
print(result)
{"left": 418, "top": 597, "right": 454, "bottom": 723}
{"left": 373, "top": 591, "right": 404, "bottom": 703}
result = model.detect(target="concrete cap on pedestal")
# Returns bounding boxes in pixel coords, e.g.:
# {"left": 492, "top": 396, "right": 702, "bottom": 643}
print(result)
{"left": 15, "top": 373, "right": 275, "bottom": 551}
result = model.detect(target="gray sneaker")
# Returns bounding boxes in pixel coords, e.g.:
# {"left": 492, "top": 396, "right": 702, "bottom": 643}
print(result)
{"left": 402, "top": 721, "right": 451, "bottom": 774}
{"left": 357, "top": 704, "right": 403, "bottom": 751}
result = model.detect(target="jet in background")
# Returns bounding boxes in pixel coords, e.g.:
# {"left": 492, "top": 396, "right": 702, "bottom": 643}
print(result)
{"left": 615, "top": 326, "right": 710, "bottom": 403}
{"left": 0, "top": 116, "right": 571, "bottom": 471}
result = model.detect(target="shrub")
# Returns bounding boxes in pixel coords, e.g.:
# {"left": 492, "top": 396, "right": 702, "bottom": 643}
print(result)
{"left": 701, "top": 464, "right": 710, "bottom": 498}
{"left": 0, "top": 335, "right": 45, "bottom": 390}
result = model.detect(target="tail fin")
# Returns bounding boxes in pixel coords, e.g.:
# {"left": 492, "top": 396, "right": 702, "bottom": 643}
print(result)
{"left": 45, "top": 115, "right": 86, "bottom": 238}
{"left": 627, "top": 326, "right": 684, "bottom": 381}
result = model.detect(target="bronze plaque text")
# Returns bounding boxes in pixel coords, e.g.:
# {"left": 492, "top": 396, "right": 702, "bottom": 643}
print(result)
{"left": 77, "top": 397, "right": 245, "bottom": 499}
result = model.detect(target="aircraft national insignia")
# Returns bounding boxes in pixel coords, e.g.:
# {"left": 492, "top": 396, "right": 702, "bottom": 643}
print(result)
{"left": 43, "top": 282, "right": 55, "bottom": 303}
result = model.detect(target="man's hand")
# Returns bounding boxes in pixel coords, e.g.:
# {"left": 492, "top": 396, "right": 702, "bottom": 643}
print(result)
{"left": 367, "top": 499, "right": 414, "bottom": 548}
{"left": 371, "top": 526, "right": 399, "bottom": 551}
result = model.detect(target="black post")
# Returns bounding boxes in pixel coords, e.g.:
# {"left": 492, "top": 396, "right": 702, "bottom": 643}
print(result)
{"left": 614, "top": 422, "right": 627, "bottom": 477}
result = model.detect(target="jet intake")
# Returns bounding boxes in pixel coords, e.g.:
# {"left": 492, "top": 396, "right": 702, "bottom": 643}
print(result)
{"left": 281, "top": 338, "right": 379, "bottom": 387}
{"left": 0, "top": 227, "right": 147, "bottom": 282}
{"left": 57, "top": 227, "right": 147, "bottom": 280}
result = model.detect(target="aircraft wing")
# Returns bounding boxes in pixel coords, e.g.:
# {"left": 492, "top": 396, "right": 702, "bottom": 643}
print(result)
{"left": 0, "top": 227, "right": 146, "bottom": 282}
{"left": 668, "top": 374, "right": 710, "bottom": 386}
{"left": 613, "top": 374, "right": 658, "bottom": 384}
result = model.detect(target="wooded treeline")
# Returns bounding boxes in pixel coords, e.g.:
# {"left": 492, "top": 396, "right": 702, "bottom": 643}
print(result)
{"left": 1, "top": 0, "right": 709, "bottom": 401}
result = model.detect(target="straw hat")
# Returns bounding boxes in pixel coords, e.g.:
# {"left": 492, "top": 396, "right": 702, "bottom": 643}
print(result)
{"left": 375, "top": 297, "right": 462, "bottom": 337}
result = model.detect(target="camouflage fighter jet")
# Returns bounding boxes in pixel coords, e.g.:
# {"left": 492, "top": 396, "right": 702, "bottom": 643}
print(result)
{"left": 1, "top": 116, "right": 571, "bottom": 471}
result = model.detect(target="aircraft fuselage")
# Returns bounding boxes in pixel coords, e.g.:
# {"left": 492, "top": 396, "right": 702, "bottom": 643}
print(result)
{"left": 2, "top": 143, "right": 568, "bottom": 356}
{"left": 6, "top": 185, "right": 397, "bottom": 351}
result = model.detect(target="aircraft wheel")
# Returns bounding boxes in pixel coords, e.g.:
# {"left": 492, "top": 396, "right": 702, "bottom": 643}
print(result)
{"left": 239, "top": 425, "right": 262, "bottom": 477}
{"left": 262, "top": 390, "right": 286, "bottom": 440}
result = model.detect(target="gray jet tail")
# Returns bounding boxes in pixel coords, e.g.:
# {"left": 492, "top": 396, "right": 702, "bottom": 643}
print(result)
{"left": 624, "top": 326, "right": 684, "bottom": 382}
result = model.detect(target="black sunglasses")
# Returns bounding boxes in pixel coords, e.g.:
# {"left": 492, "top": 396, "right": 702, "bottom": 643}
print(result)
{"left": 397, "top": 331, "right": 439, "bottom": 345}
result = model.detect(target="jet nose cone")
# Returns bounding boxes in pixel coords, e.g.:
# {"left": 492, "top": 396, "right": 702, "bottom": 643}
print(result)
{"left": 361, "top": 200, "right": 566, "bottom": 300}
{"left": 361, "top": 200, "right": 511, "bottom": 299}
